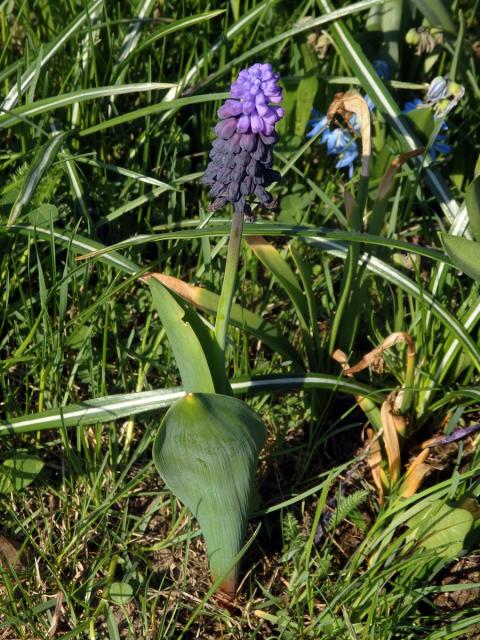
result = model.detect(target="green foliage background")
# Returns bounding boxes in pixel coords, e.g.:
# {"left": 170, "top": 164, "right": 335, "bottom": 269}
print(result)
{"left": 0, "top": 0, "right": 479, "bottom": 638}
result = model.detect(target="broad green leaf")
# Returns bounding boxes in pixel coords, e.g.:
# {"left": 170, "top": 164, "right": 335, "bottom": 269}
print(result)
{"left": 246, "top": 236, "right": 315, "bottom": 366}
{"left": 153, "top": 393, "right": 266, "bottom": 597}
{"left": 407, "top": 500, "right": 473, "bottom": 557}
{"left": 147, "top": 279, "right": 219, "bottom": 394}
{"left": 147, "top": 273, "right": 302, "bottom": 366}
{"left": 0, "top": 374, "right": 381, "bottom": 436}
{"left": 245, "top": 237, "right": 309, "bottom": 323}
{"left": 442, "top": 235, "right": 480, "bottom": 282}
{"left": 465, "top": 176, "right": 480, "bottom": 242}
{"left": 409, "top": 0, "right": 455, "bottom": 32}
{"left": 27, "top": 204, "right": 59, "bottom": 226}
{"left": 0, "top": 453, "right": 44, "bottom": 493}
{"left": 366, "top": 0, "right": 404, "bottom": 65}
{"left": 295, "top": 71, "right": 318, "bottom": 137}
{"left": 109, "top": 582, "right": 134, "bottom": 605}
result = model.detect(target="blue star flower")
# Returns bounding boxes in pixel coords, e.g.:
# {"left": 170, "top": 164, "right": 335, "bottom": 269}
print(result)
{"left": 307, "top": 110, "right": 360, "bottom": 178}
{"left": 306, "top": 110, "right": 329, "bottom": 139}
{"left": 323, "top": 128, "right": 359, "bottom": 178}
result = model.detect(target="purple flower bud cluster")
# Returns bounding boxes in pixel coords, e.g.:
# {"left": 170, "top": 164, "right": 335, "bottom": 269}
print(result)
{"left": 201, "top": 63, "right": 284, "bottom": 217}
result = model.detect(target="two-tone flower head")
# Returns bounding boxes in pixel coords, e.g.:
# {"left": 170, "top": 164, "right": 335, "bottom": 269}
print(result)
{"left": 407, "top": 76, "right": 465, "bottom": 119}
{"left": 403, "top": 98, "right": 451, "bottom": 159}
{"left": 201, "top": 63, "right": 284, "bottom": 218}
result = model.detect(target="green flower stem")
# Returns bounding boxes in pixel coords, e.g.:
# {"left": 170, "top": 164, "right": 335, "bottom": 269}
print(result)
{"left": 215, "top": 209, "right": 245, "bottom": 356}
{"left": 330, "top": 119, "right": 372, "bottom": 354}
{"left": 399, "top": 345, "right": 416, "bottom": 416}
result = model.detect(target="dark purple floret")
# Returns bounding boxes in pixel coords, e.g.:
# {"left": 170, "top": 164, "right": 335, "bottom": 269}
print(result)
{"left": 201, "top": 62, "right": 284, "bottom": 218}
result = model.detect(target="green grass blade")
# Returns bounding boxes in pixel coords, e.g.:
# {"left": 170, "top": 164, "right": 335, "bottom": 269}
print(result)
{"left": 0, "top": 374, "right": 381, "bottom": 436}
{"left": 303, "top": 235, "right": 480, "bottom": 371}
{"left": 114, "top": 0, "right": 158, "bottom": 67}
{"left": 115, "top": 9, "right": 225, "bottom": 76}
{"left": 73, "top": 222, "right": 454, "bottom": 266}
{"left": 7, "top": 131, "right": 70, "bottom": 225}
{"left": 79, "top": 92, "right": 226, "bottom": 136}
{"left": 41, "top": 221, "right": 476, "bottom": 370}
{"left": 2, "top": 225, "right": 140, "bottom": 274}
{"left": 0, "top": 0, "right": 104, "bottom": 110}
{"left": 0, "top": 83, "right": 175, "bottom": 131}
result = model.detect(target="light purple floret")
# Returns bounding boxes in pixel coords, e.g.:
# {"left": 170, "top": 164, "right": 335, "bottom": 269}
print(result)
{"left": 217, "top": 63, "right": 284, "bottom": 135}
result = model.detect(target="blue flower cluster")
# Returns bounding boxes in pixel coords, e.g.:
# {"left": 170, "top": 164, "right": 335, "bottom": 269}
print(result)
{"left": 307, "top": 59, "right": 388, "bottom": 178}
{"left": 307, "top": 111, "right": 360, "bottom": 178}
{"left": 307, "top": 64, "right": 455, "bottom": 176}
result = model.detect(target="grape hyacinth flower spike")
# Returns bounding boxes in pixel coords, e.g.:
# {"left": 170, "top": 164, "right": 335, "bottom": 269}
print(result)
{"left": 201, "top": 63, "right": 284, "bottom": 219}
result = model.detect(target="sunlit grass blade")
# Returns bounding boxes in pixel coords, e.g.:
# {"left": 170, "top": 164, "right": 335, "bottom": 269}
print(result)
{"left": 66, "top": 223, "right": 478, "bottom": 370}
{"left": 7, "top": 131, "right": 69, "bottom": 226}
{"left": 0, "top": 373, "right": 382, "bottom": 436}
{"left": 183, "top": 0, "right": 383, "bottom": 97}
{"left": 75, "top": 157, "right": 177, "bottom": 191}
{"left": 2, "top": 224, "right": 140, "bottom": 274}
{"left": 161, "top": 1, "right": 279, "bottom": 104}
{"left": 0, "top": 0, "right": 104, "bottom": 111}
{"left": 114, "top": 0, "right": 158, "bottom": 69}
{"left": 114, "top": 9, "right": 226, "bottom": 77}
{"left": 73, "top": 222, "right": 454, "bottom": 266}
{"left": 0, "top": 83, "right": 175, "bottom": 131}
{"left": 304, "top": 235, "right": 480, "bottom": 372}
{"left": 79, "top": 92, "right": 226, "bottom": 136}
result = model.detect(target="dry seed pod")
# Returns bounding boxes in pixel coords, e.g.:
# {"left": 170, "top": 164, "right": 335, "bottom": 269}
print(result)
{"left": 153, "top": 393, "right": 266, "bottom": 598}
